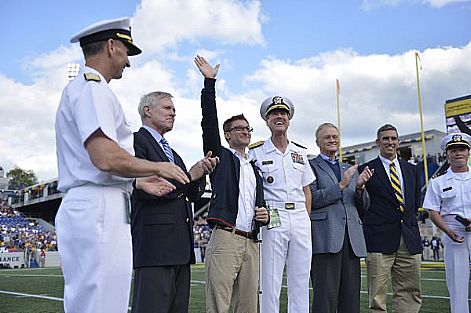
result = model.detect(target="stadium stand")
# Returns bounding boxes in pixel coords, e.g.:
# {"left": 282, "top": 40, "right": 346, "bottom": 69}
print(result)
{"left": 0, "top": 199, "right": 57, "bottom": 268}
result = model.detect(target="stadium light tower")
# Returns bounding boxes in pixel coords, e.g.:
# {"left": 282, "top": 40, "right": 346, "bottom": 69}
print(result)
{"left": 66, "top": 63, "right": 80, "bottom": 82}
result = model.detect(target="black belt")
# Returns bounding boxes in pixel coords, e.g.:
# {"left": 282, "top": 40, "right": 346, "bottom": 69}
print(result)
{"left": 216, "top": 225, "right": 256, "bottom": 239}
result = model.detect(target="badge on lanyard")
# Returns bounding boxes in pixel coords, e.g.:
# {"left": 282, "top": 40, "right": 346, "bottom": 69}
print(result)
{"left": 267, "top": 208, "right": 281, "bottom": 229}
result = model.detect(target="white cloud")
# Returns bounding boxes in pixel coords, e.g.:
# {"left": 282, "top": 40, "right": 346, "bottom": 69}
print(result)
{"left": 132, "top": 0, "right": 265, "bottom": 56}
{"left": 245, "top": 43, "right": 471, "bottom": 156}
{"left": 423, "top": 0, "right": 470, "bottom": 7}
{"left": 361, "top": 0, "right": 403, "bottom": 11}
{"left": 1, "top": 0, "right": 470, "bottom": 183}
{"left": 361, "top": 0, "right": 470, "bottom": 10}
{"left": 3, "top": 42, "right": 471, "bottom": 180}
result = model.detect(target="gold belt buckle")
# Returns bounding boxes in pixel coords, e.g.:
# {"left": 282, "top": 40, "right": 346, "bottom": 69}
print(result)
{"left": 285, "top": 202, "right": 295, "bottom": 210}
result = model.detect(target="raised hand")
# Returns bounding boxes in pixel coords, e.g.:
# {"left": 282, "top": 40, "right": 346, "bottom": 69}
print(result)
{"left": 136, "top": 175, "right": 176, "bottom": 197}
{"left": 194, "top": 55, "right": 220, "bottom": 79}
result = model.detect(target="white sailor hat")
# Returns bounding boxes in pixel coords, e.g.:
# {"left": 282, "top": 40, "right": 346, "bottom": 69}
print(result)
{"left": 440, "top": 132, "right": 471, "bottom": 151}
{"left": 70, "top": 17, "right": 142, "bottom": 56}
{"left": 260, "top": 96, "right": 295, "bottom": 121}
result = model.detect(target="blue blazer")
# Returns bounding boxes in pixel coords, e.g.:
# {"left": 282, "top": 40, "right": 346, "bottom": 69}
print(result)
{"left": 131, "top": 127, "right": 205, "bottom": 267}
{"left": 200, "top": 78, "right": 265, "bottom": 231}
{"left": 359, "top": 157, "right": 423, "bottom": 254}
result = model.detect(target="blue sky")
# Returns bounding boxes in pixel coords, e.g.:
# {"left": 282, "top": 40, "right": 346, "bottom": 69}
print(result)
{"left": 1, "top": 0, "right": 470, "bottom": 180}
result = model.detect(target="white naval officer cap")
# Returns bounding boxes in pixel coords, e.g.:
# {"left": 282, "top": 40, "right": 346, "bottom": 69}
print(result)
{"left": 70, "top": 17, "right": 142, "bottom": 56}
{"left": 440, "top": 132, "right": 471, "bottom": 151}
{"left": 259, "top": 96, "right": 295, "bottom": 121}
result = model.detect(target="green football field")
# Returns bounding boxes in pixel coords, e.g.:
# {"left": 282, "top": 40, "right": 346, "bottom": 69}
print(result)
{"left": 0, "top": 264, "right": 467, "bottom": 312}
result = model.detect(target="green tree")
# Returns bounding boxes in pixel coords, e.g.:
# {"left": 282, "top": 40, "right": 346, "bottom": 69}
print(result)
{"left": 7, "top": 167, "right": 38, "bottom": 190}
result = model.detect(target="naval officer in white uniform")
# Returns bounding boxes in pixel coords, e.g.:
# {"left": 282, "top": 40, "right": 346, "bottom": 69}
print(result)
{"left": 249, "top": 96, "right": 315, "bottom": 313}
{"left": 55, "top": 17, "right": 189, "bottom": 313}
{"left": 423, "top": 132, "right": 471, "bottom": 313}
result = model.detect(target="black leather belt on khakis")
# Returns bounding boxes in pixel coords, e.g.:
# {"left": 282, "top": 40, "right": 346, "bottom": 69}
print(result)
{"left": 216, "top": 224, "right": 256, "bottom": 239}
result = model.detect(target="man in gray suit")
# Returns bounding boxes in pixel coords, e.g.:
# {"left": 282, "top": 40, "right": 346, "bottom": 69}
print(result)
{"left": 309, "top": 123, "right": 373, "bottom": 313}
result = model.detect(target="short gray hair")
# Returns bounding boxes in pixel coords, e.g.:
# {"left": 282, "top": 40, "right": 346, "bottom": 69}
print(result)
{"left": 315, "top": 122, "right": 338, "bottom": 140}
{"left": 138, "top": 91, "right": 173, "bottom": 121}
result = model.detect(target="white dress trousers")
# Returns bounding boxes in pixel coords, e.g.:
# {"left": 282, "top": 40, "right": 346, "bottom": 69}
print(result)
{"left": 442, "top": 215, "right": 471, "bottom": 313}
{"left": 261, "top": 206, "right": 312, "bottom": 313}
{"left": 56, "top": 184, "right": 132, "bottom": 313}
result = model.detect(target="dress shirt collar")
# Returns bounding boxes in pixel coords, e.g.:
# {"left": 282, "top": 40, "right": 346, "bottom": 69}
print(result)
{"left": 450, "top": 167, "right": 471, "bottom": 181}
{"left": 319, "top": 153, "right": 338, "bottom": 164}
{"left": 265, "top": 138, "right": 296, "bottom": 154}
{"left": 228, "top": 147, "right": 252, "bottom": 162}
{"left": 379, "top": 154, "right": 399, "bottom": 168}
{"left": 142, "top": 125, "right": 164, "bottom": 144}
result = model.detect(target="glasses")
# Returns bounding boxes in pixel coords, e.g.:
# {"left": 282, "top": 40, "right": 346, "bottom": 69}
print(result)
{"left": 228, "top": 126, "right": 253, "bottom": 133}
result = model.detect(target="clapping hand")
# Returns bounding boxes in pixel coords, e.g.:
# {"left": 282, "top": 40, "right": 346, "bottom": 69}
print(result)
{"left": 156, "top": 162, "right": 190, "bottom": 184}
{"left": 136, "top": 176, "right": 176, "bottom": 197}
{"left": 189, "top": 151, "right": 220, "bottom": 181}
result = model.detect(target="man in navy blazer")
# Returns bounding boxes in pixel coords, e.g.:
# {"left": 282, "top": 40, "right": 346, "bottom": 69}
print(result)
{"left": 130, "top": 91, "right": 218, "bottom": 313}
{"left": 309, "top": 122, "right": 373, "bottom": 313}
{"left": 195, "top": 55, "right": 269, "bottom": 313}
{"left": 359, "top": 124, "right": 423, "bottom": 313}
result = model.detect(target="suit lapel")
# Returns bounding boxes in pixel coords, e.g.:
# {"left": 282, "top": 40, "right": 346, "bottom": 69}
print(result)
{"left": 398, "top": 159, "right": 411, "bottom": 205}
{"left": 315, "top": 155, "right": 338, "bottom": 183}
{"left": 139, "top": 127, "right": 169, "bottom": 162}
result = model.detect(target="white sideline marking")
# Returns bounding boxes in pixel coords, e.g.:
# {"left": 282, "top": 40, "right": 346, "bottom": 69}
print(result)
{"left": 0, "top": 290, "right": 62, "bottom": 301}
{"left": 0, "top": 283, "right": 465, "bottom": 302}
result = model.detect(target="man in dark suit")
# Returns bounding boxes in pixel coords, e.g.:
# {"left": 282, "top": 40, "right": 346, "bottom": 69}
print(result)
{"left": 194, "top": 55, "right": 269, "bottom": 313}
{"left": 130, "top": 91, "right": 218, "bottom": 313}
{"left": 309, "top": 122, "right": 373, "bottom": 313}
{"left": 359, "top": 124, "right": 423, "bottom": 313}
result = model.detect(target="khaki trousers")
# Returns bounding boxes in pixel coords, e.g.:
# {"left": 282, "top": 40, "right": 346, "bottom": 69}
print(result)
{"left": 366, "top": 236, "right": 422, "bottom": 313}
{"left": 205, "top": 228, "right": 259, "bottom": 313}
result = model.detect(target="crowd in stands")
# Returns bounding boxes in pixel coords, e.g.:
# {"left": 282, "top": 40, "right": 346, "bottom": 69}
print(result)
{"left": 408, "top": 152, "right": 447, "bottom": 167}
{"left": 0, "top": 200, "right": 57, "bottom": 255}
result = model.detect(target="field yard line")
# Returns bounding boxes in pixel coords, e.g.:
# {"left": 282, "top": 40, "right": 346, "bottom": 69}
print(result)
{"left": 0, "top": 290, "right": 63, "bottom": 301}
{"left": 0, "top": 280, "right": 466, "bottom": 303}
{"left": 0, "top": 274, "right": 63, "bottom": 277}
{"left": 190, "top": 280, "right": 466, "bottom": 301}
{"left": 359, "top": 275, "right": 446, "bottom": 282}
{"left": 0, "top": 273, "right": 450, "bottom": 283}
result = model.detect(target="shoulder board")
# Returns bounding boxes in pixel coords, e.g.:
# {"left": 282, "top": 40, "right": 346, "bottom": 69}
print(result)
{"left": 292, "top": 141, "right": 307, "bottom": 149}
{"left": 431, "top": 170, "right": 447, "bottom": 179}
{"left": 248, "top": 141, "right": 264, "bottom": 149}
{"left": 84, "top": 73, "right": 101, "bottom": 82}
